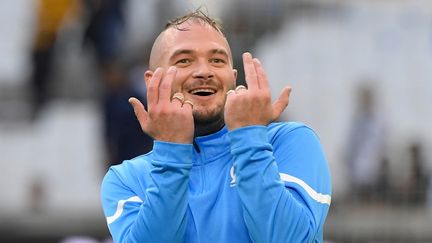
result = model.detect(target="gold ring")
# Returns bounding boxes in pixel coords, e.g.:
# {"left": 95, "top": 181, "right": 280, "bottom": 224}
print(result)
{"left": 183, "top": 100, "right": 194, "bottom": 108}
{"left": 226, "top": 90, "right": 235, "bottom": 95}
{"left": 172, "top": 93, "right": 184, "bottom": 102}
{"left": 235, "top": 85, "right": 247, "bottom": 91}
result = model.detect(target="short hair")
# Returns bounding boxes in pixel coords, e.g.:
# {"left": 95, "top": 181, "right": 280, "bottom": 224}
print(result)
{"left": 148, "top": 8, "right": 233, "bottom": 69}
{"left": 165, "top": 9, "right": 225, "bottom": 37}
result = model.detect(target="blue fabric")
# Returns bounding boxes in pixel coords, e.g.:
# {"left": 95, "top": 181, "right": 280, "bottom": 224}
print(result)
{"left": 101, "top": 122, "right": 332, "bottom": 243}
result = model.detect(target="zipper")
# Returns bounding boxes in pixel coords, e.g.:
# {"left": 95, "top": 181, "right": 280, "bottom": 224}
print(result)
{"left": 193, "top": 140, "right": 201, "bottom": 153}
{"left": 193, "top": 139, "right": 206, "bottom": 193}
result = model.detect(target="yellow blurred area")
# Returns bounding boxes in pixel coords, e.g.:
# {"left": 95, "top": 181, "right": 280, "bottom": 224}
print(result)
{"left": 34, "top": 0, "right": 81, "bottom": 50}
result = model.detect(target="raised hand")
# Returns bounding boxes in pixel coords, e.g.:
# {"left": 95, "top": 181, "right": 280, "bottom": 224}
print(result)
{"left": 224, "top": 52, "right": 292, "bottom": 131}
{"left": 129, "top": 66, "right": 194, "bottom": 144}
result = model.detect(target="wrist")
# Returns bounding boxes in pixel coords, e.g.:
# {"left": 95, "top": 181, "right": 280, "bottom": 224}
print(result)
{"left": 154, "top": 135, "right": 193, "bottom": 144}
{"left": 227, "top": 122, "right": 267, "bottom": 131}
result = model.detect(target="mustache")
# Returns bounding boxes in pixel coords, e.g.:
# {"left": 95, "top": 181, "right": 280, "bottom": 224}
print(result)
{"left": 183, "top": 78, "right": 221, "bottom": 90}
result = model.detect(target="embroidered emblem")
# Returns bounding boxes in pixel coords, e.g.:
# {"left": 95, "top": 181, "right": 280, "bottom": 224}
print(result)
{"left": 230, "top": 166, "right": 236, "bottom": 187}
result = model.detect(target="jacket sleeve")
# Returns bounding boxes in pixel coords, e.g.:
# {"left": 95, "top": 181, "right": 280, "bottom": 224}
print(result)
{"left": 100, "top": 141, "right": 193, "bottom": 243}
{"left": 228, "top": 124, "right": 332, "bottom": 243}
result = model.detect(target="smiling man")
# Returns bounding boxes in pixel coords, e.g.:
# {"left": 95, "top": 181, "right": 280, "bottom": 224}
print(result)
{"left": 100, "top": 10, "right": 332, "bottom": 243}
{"left": 143, "top": 16, "right": 237, "bottom": 138}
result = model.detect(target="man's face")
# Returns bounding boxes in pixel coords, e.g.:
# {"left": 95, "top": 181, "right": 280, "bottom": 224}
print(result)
{"left": 147, "top": 21, "right": 237, "bottom": 124}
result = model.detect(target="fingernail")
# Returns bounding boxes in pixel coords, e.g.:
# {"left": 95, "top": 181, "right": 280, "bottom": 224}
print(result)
{"left": 168, "top": 66, "right": 177, "bottom": 72}
{"left": 243, "top": 52, "right": 251, "bottom": 58}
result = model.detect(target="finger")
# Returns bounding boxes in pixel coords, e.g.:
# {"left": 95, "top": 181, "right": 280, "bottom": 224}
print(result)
{"left": 159, "top": 66, "right": 177, "bottom": 104}
{"left": 235, "top": 85, "right": 247, "bottom": 94}
{"left": 129, "top": 97, "right": 148, "bottom": 128}
{"left": 171, "top": 92, "right": 184, "bottom": 106}
{"left": 226, "top": 89, "right": 235, "bottom": 97}
{"left": 253, "top": 58, "right": 269, "bottom": 90}
{"left": 272, "top": 86, "right": 292, "bottom": 121}
{"left": 183, "top": 100, "right": 194, "bottom": 110}
{"left": 243, "top": 52, "right": 259, "bottom": 90}
{"left": 146, "top": 68, "right": 163, "bottom": 106}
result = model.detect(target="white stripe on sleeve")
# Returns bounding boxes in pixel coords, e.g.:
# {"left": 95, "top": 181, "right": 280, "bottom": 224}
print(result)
{"left": 106, "top": 196, "right": 143, "bottom": 225}
{"left": 280, "top": 173, "right": 331, "bottom": 205}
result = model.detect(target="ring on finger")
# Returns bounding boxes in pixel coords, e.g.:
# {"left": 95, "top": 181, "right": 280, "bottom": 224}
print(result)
{"left": 172, "top": 93, "right": 184, "bottom": 103}
{"left": 183, "top": 100, "right": 194, "bottom": 108}
{"left": 235, "top": 85, "right": 247, "bottom": 92}
{"left": 226, "top": 90, "right": 235, "bottom": 95}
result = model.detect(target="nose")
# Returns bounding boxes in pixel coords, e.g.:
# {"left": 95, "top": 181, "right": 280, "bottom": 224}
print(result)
{"left": 192, "top": 60, "right": 214, "bottom": 80}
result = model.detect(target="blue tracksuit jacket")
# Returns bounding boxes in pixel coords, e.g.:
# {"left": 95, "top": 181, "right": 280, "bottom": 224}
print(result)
{"left": 101, "top": 122, "right": 332, "bottom": 242}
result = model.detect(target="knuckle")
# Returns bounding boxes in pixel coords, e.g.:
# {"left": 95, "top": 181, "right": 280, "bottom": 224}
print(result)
{"left": 147, "top": 86, "right": 157, "bottom": 94}
{"left": 171, "top": 108, "right": 181, "bottom": 116}
{"left": 248, "top": 92, "right": 260, "bottom": 100}
{"left": 160, "top": 80, "right": 170, "bottom": 89}
{"left": 262, "top": 91, "right": 271, "bottom": 100}
{"left": 155, "top": 107, "right": 168, "bottom": 116}
{"left": 160, "top": 108, "right": 171, "bottom": 116}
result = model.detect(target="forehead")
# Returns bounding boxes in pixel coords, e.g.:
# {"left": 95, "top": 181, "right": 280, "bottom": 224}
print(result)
{"left": 161, "top": 21, "right": 231, "bottom": 57}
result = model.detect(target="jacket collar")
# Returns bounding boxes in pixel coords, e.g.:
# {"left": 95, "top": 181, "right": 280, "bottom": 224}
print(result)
{"left": 192, "top": 126, "right": 230, "bottom": 164}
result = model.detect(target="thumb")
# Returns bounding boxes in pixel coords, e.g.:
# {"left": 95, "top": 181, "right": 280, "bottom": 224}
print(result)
{"left": 272, "top": 86, "right": 292, "bottom": 121}
{"left": 129, "top": 97, "right": 148, "bottom": 129}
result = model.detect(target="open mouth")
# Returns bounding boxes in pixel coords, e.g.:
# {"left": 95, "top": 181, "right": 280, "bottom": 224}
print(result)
{"left": 189, "top": 88, "right": 216, "bottom": 96}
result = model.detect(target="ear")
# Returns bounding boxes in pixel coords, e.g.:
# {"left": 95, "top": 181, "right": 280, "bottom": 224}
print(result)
{"left": 232, "top": 69, "right": 238, "bottom": 85}
{"left": 144, "top": 70, "right": 154, "bottom": 87}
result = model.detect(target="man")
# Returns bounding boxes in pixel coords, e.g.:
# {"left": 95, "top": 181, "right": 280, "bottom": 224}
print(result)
{"left": 101, "top": 10, "right": 332, "bottom": 243}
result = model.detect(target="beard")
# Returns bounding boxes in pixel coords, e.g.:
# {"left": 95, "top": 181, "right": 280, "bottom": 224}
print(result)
{"left": 192, "top": 102, "right": 226, "bottom": 136}
{"left": 193, "top": 102, "right": 224, "bottom": 124}
{"left": 183, "top": 79, "right": 234, "bottom": 135}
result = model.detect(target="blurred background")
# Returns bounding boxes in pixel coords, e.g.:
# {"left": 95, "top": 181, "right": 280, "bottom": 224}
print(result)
{"left": 1, "top": 0, "right": 432, "bottom": 242}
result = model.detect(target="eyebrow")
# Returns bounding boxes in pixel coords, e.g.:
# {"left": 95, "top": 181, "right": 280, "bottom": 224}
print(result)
{"left": 210, "top": 49, "right": 229, "bottom": 58}
{"left": 169, "top": 48, "right": 230, "bottom": 63}
{"left": 169, "top": 49, "right": 193, "bottom": 63}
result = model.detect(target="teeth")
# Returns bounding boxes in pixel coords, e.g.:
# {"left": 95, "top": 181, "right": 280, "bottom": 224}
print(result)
{"left": 190, "top": 88, "right": 215, "bottom": 94}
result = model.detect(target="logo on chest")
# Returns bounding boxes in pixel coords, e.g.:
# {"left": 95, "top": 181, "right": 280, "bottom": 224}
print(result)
{"left": 230, "top": 166, "right": 236, "bottom": 187}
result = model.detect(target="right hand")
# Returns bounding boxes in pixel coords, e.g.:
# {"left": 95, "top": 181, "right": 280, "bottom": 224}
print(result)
{"left": 129, "top": 66, "right": 194, "bottom": 144}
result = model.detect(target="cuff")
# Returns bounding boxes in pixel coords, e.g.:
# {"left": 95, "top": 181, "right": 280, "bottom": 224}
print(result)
{"left": 152, "top": 140, "right": 193, "bottom": 164}
{"left": 228, "top": 125, "right": 269, "bottom": 150}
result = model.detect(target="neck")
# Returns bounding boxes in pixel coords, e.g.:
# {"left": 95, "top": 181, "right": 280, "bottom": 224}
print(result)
{"left": 194, "top": 118, "right": 225, "bottom": 137}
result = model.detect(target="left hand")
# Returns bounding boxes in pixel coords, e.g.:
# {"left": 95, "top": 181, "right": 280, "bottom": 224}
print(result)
{"left": 224, "top": 52, "right": 292, "bottom": 131}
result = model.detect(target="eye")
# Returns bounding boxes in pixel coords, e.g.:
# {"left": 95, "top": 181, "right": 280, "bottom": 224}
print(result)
{"left": 176, "top": 58, "right": 190, "bottom": 64}
{"left": 211, "top": 58, "right": 226, "bottom": 64}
